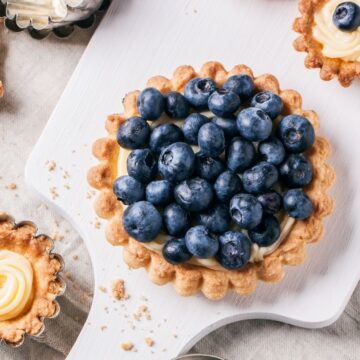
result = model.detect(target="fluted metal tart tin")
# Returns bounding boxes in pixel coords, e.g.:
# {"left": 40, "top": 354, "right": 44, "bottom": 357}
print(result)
{"left": 0, "top": 0, "right": 110, "bottom": 39}
{"left": 0, "top": 213, "right": 66, "bottom": 347}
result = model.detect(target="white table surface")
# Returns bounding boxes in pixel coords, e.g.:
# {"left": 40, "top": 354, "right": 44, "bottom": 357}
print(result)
{"left": 1, "top": 2, "right": 360, "bottom": 359}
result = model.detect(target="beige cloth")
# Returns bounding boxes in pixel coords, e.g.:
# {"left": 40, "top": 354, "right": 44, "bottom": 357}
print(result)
{"left": 0, "top": 20, "right": 359, "bottom": 360}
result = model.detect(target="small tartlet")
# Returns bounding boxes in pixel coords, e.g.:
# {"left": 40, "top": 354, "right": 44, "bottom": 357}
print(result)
{"left": 0, "top": 213, "right": 65, "bottom": 346}
{"left": 293, "top": 0, "right": 360, "bottom": 87}
{"left": 88, "top": 61, "right": 335, "bottom": 300}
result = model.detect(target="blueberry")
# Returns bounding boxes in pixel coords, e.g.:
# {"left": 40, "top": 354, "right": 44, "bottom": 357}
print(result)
{"left": 162, "top": 238, "right": 192, "bottom": 265}
{"left": 149, "top": 123, "right": 184, "bottom": 153}
{"left": 333, "top": 2, "right": 360, "bottom": 32}
{"left": 185, "top": 226, "right": 219, "bottom": 258}
{"left": 136, "top": 88, "right": 165, "bottom": 120}
{"left": 122, "top": 201, "right": 162, "bottom": 242}
{"left": 223, "top": 74, "right": 255, "bottom": 100}
{"left": 146, "top": 180, "right": 173, "bottom": 206}
{"left": 279, "top": 154, "right": 313, "bottom": 187}
{"left": 164, "top": 91, "right": 190, "bottom": 119}
{"left": 242, "top": 162, "right": 279, "bottom": 194}
{"left": 208, "top": 89, "right": 241, "bottom": 117}
{"left": 127, "top": 149, "right": 157, "bottom": 183}
{"left": 257, "top": 191, "right": 282, "bottom": 214}
{"left": 174, "top": 178, "right": 213, "bottom": 212}
{"left": 237, "top": 108, "right": 272, "bottom": 142}
{"left": 117, "top": 117, "right": 150, "bottom": 149}
{"left": 216, "top": 231, "right": 252, "bottom": 270}
{"left": 227, "top": 137, "right": 256, "bottom": 172}
{"left": 248, "top": 214, "right": 280, "bottom": 247}
{"left": 258, "top": 137, "right": 286, "bottom": 166}
{"left": 283, "top": 189, "right": 314, "bottom": 219}
{"left": 212, "top": 116, "right": 238, "bottom": 139}
{"left": 251, "top": 91, "right": 284, "bottom": 120}
{"left": 158, "top": 142, "right": 195, "bottom": 183}
{"left": 198, "top": 204, "right": 231, "bottom": 234}
{"left": 195, "top": 152, "right": 224, "bottom": 182}
{"left": 184, "top": 77, "right": 216, "bottom": 108}
{"left": 198, "top": 123, "right": 225, "bottom": 157}
{"left": 113, "top": 176, "right": 145, "bottom": 205}
{"left": 163, "top": 203, "right": 190, "bottom": 236}
{"left": 277, "top": 115, "right": 315, "bottom": 153}
{"left": 214, "top": 171, "right": 242, "bottom": 203}
{"left": 182, "top": 113, "right": 209, "bottom": 145}
{"left": 229, "top": 194, "right": 263, "bottom": 229}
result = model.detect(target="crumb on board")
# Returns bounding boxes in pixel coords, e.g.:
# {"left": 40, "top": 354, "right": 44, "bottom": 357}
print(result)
{"left": 121, "top": 342, "right": 134, "bottom": 351}
{"left": 111, "top": 279, "right": 129, "bottom": 300}
{"left": 100, "top": 325, "right": 107, "bottom": 331}
{"left": 86, "top": 190, "right": 96, "bottom": 199}
{"left": 5, "top": 183, "right": 17, "bottom": 190}
{"left": 49, "top": 187, "right": 59, "bottom": 199}
{"left": 144, "top": 337, "right": 154, "bottom": 347}
{"left": 133, "top": 304, "right": 151, "bottom": 321}
{"left": 51, "top": 231, "right": 64, "bottom": 241}
{"left": 63, "top": 170, "right": 70, "bottom": 179}
{"left": 64, "top": 184, "right": 70, "bottom": 190}
{"left": 45, "top": 160, "right": 57, "bottom": 171}
{"left": 99, "top": 285, "right": 107, "bottom": 293}
{"left": 72, "top": 255, "right": 79, "bottom": 261}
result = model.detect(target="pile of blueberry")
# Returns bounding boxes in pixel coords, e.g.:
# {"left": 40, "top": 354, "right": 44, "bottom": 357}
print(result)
{"left": 114, "top": 74, "right": 315, "bottom": 270}
{"left": 333, "top": 2, "right": 360, "bottom": 32}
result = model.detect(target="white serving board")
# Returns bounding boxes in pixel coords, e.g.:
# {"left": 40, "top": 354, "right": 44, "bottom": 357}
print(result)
{"left": 25, "top": 0, "right": 360, "bottom": 359}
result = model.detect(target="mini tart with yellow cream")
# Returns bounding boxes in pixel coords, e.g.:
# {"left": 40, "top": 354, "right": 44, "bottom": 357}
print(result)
{"left": 0, "top": 213, "right": 65, "bottom": 346}
{"left": 294, "top": 0, "right": 360, "bottom": 87}
{"left": 88, "top": 61, "right": 335, "bottom": 300}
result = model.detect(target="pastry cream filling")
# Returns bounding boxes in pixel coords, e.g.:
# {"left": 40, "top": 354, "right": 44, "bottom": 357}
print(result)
{"left": 0, "top": 250, "right": 33, "bottom": 321}
{"left": 5, "top": 0, "right": 69, "bottom": 30}
{"left": 313, "top": 0, "right": 360, "bottom": 61}
{"left": 118, "top": 114, "right": 295, "bottom": 269}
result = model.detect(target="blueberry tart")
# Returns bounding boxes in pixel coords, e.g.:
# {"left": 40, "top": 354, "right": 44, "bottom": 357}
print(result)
{"left": 0, "top": 213, "right": 65, "bottom": 346}
{"left": 294, "top": 0, "right": 360, "bottom": 86}
{"left": 88, "top": 62, "right": 335, "bottom": 300}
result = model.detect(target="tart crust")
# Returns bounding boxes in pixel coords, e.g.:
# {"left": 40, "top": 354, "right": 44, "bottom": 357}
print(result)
{"left": 87, "top": 61, "right": 335, "bottom": 300}
{"left": 293, "top": 0, "right": 360, "bottom": 87}
{"left": 0, "top": 213, "right": 65, "bottom": 346}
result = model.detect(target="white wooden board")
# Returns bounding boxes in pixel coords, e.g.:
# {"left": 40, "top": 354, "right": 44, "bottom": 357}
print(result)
{"left": 25, "top": 1, "right": 360, "bottom": 359}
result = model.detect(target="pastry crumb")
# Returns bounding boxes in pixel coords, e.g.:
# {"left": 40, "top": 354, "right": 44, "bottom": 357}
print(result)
{"left": 94, "top": 218, "right": 101, "bottom": 229}
{"left": 49, "top": 187, "right": 59, "bottom": 199}
{"left": 51, "top": 231, "right": 64, "bottom": 241}
{"left": 121, "top": 341, "right": 134, "bottom": 351}
{"left": 100, "top": 325, "right": 107, "bottom": 331}
{"left": 86, "top": 190, "right": 96, "bottom": 199}
{"left": 64, "top": 184, "right": 70, "bottom": 190}
{"left": 45, "top": 160, "right": 57, "bottom": 171}
{"left": 99, "top": 285, "right": 107, "bottom": 293}
{"left": 172, "top": 332, "right": 178, "bottom": 338}
{"left": 5, "top": 183, "right": 17, "bottom": 190}
{"left": 72, "top": 255, "right": 79, "bottom": 261}
{"left": 133, "top": 304, "right": 151, "bottom": 321}
{"left": 111, "top": 279, "right": 129, "bottom": 300}
{"left": 63, "top": 170, "right": 70, "bottom": 179}
{"left": 144, "top": 337, "right": 154, "bottom": 347}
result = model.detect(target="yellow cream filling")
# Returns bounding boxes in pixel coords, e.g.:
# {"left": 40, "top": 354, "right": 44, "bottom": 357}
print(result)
{"left": 0, "top": 250, "right": 33, "bottom": 321}
{"left": 118, "top": 114, "right": 294, "bottom": 269}
{"left": 313, "top": 0, "right": 360, "bottom": 61}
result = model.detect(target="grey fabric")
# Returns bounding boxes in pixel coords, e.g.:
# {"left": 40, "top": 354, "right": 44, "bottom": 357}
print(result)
{"left": 0, "top": 19, "right": 359, "bottom": 360}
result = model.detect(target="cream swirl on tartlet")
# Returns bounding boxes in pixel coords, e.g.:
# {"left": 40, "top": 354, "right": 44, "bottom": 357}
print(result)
{"left": 0, "top": 250, "right": 33, "bottom": 322}
{"left": 117, "top": 113, "right": 295, "bottom": 270}
{"left": 313, "top": 0, "right": 360, "bottom": 61}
